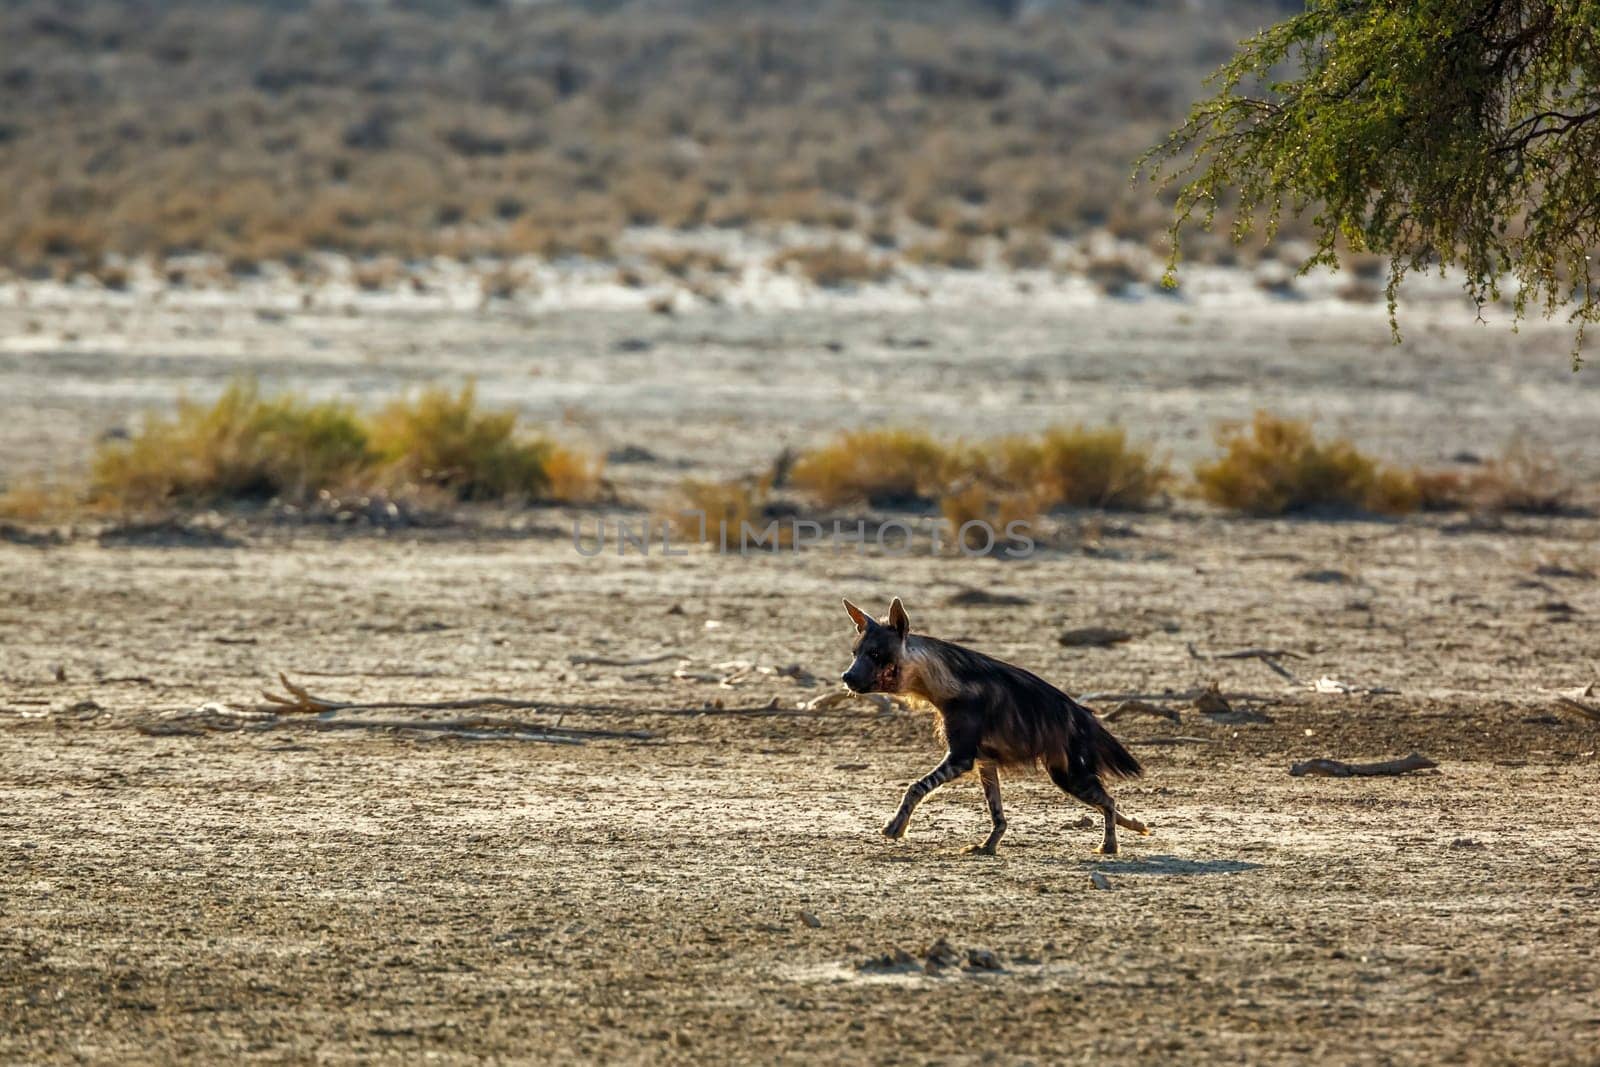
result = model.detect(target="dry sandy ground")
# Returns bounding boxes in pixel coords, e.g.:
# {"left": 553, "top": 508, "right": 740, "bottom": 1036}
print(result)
{"left": 3, "top": 513, "right": 1599, "bottom": 1065}
{"left": 2, "top": 291, "right": 1599, "bottom": 1064}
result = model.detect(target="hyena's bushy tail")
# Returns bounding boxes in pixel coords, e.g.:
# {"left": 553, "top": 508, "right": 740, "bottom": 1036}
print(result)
{"left": 1078, "top": 708, "right": 1143, "bottom": 779}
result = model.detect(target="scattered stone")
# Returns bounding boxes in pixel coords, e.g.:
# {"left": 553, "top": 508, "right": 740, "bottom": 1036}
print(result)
{"left": 2, "top": 522, "right": 68, "bottom": 547}
{"left": 776, "top": 663, "right": 817, "bottom": 687}
{"left": 857, "top": 948, "right": 918, "bottom": 973}
{"left": 1192, "top": 683, "right": 1231, "bottom": 715}
{"left": 799, "top": 911, "right": 822, "bottom": 929}
{"left": 1534, "top": 562, "right": 1595, "bottom": 581}
{"left": 964, "top": 949, "right": 1003, "bottom": 972}
{"left": 1090, "top": 872, "right": 1112, "bottom": 891}
{"left": 1297, "top": 568, "right": 1353, "bottom": 584}
{"left": 922, "top": 938, "right": 961, "bottom": 973}
{"left": 946, "top": 587, "right": 1031, "bottom": 607}
{"left": 606, "top": 443, "right": 659, "bottom": 464}
{"left": 1059, "top": 626, "right": 1133, "bottom": 648}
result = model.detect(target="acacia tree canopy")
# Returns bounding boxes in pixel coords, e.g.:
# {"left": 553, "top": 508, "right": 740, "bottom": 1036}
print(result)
{"left": 1142, "top": 0, "right": 1600, "bottom": 367}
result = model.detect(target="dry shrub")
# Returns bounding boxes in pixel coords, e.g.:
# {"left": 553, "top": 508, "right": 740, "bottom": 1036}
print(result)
{"left": 353, "top": 258, "right": 405, "bottom": 292}
{"left": 905, "top": 234, "right": 981, "bottom": 270}
{"left": 371, "top": 384, "right": 592, "bottom": 503}
{"left": 0, "top": 5, "right": 1303, "bottom": 273}
{"left": 1194, "top": 412, "right": 1419, "bottom": 516}
{"left": 503, "top": 218, "right": 616, "bottom": 261}
{"left": 543, "top": 448, "right": 606, "bottom": 503}
{"left": 90, "top": 261, "right": 132, "bottom": 291}
{"left": 0, "top": 480, "right": 81, "bottom": 522}
{"left": 479, "top": 264, "right": 528, "bottom": 301}
{"left": 12, "top": 218, "right": 107, "bottom": 271}
{"left": 1083, "top": 254, "right": 1146, "bottom": 295}
{"left": 91, "top": 380, "right": 600, "bottom": 510}
{"left": 1335, "top": 276, "right": 1383, "bottom": 303}
{"left": 790, "top": 430, "right": 954, "bottom": 508}
{"left": 647, "top": 247, "right": 732, "bottom": 278}
{"left": 769, "top": 245, "right": 889, "bottom": 289}
{"left": 1412, "top": 469, "right": 1474, "bottom": 512}
{"left": 939, "top": 483, "right": 1036, "bottom": 554}
{"left": 1002, "top": 233, "right": 1054, "bottom": 270}
{"left": 1412, "top": 443, "right": 1574, "bottom": 515}
{"left": 672, "top": 477, "right": 769, "bottom": 544}
{"left": 984, "top": 427, "right": 1169, "bottom": 510}
{"left": 92, "top": 381, "right": 374, "bottom": 509}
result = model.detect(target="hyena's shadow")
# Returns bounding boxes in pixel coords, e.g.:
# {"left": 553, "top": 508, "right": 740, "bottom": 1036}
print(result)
{"left": 1062, "top": 853, "right": 1263, "bottom": 877}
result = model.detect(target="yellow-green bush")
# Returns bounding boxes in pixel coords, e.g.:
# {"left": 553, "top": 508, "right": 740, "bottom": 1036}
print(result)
{"left": 371, "top": 385, "right": 597, "bottom": 503}
{"left": 672, "top": 477, "right": 770, "bottom": 543}
{"left": 90, "top": 380, "right": 599, "bottom": 509}
{"left": 0, "top": 479, "right": 80, "bottom": 522}
{"left": 939, "top": 483, "right": 1037, "bottom": 553}
{"left": 1193, "top": 412, "right": 1418, "bottom": 516}
{"left": 789, "top": 426, "right": 1169, "bottom": 514}
{"left": 790, "top": 429, "right": 956, "bottom": 508}
{"left": 984, "top": 427, "right": 1169, "bottom": 510}
{"left": 92, "top": 381, "right": 374, "bottom": 508}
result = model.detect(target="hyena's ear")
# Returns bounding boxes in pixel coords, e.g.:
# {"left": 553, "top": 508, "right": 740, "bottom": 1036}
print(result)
{"left": 887, "top": 597, "right": 910, "bottom": 639}
{"left": 843, "top": 598, "right": 871, "bottom": 633}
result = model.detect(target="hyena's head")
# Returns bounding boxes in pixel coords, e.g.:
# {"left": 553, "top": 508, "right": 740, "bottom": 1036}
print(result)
{"left": 840, "top": 597, "right": 911, "bottom": 694}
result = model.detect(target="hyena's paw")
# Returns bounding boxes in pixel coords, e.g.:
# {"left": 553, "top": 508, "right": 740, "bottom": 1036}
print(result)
{"left": 881, "top": 816, "right": 908, "bottom": 841}
{"left": 961, "top": 842, "right": 998, "bottom": 857}
{"left": 1094, "top": 842, "right": 1120, "bottom": 856}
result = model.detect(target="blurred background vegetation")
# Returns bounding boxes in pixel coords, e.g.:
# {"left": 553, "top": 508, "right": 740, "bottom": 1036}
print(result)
{"left": 0, "top": 0, "right": 1305, "bottom": 277}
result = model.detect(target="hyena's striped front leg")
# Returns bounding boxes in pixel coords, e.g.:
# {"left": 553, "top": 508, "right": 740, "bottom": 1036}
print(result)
{"left": 883, "top": 751, "right": 975, "bottom": 840}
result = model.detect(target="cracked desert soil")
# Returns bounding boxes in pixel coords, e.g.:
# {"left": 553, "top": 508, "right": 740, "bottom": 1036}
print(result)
{"left": 2, "top": 293, "right": 1599, "bottom": 1064}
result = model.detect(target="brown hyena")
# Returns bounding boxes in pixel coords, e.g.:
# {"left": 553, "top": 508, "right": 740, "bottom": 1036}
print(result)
{"left": 841, "top": 597, "right": 1150, "bottom": 855}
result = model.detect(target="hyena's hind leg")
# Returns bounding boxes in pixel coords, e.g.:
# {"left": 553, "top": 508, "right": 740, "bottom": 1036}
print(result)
{"left": 963, "top": 763, "right": 1007, "bottom": 856}
{"left": 1047, "top": 763, "right": 1148, "bottom": 855}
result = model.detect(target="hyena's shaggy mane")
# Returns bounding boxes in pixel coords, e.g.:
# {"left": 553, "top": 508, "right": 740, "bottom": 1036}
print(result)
{"left": 904, "top": 634, "right": 1142, "bottom": 779}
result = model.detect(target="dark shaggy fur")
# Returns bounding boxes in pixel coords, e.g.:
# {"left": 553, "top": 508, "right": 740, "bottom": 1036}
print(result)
{"left": 841, "top": 596, "right": 1149, "bottom": 855}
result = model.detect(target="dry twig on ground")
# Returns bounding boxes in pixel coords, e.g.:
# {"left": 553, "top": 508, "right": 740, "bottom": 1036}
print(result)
{"left": 1100, "top": 699, "right": 1182, "bottom": 724}
{"left": 1289, "top": 752, "right": 1437, "bottom": 778}
{"left": 1554, "top": 695, "right": 1600, "bottom": 722}
{"left": 1188, "top": 643, "right": 1304, "bottom": 681}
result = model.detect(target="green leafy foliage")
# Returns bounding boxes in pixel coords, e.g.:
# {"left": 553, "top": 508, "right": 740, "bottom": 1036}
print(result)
{"left": 1143, "top": 1, "right": 1600, "bottom": 365}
